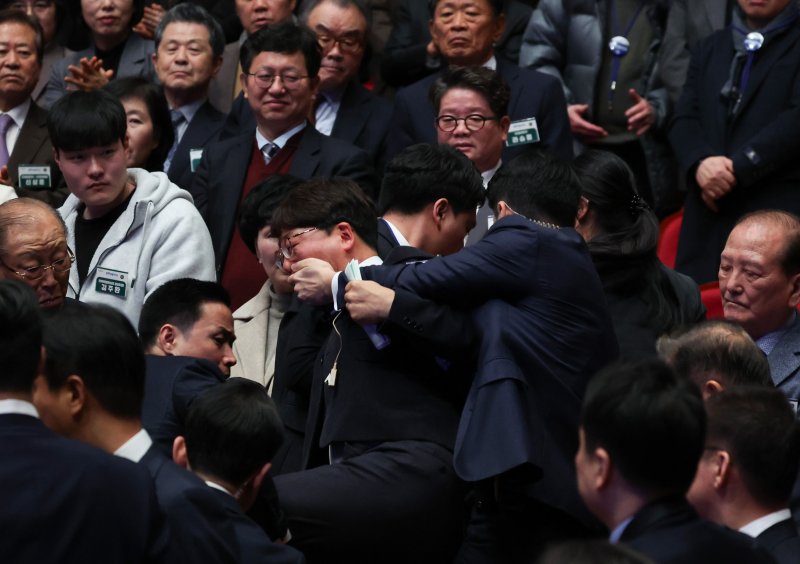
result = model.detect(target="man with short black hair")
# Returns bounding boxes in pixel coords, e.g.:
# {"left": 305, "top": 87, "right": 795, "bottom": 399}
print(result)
{"left": 50, "top": 88, "right": 215, "bottom": 327}
{"left": 576, "top": 357, "right": 773, "bottom": 563}
{"left": 0, "top": 281, "right": 166, "bottom": 563}
{"left": 657, "top": 320, "right": 773, "bottom": 398}
{"left": 174, "top": 377, "right": 304, "bottom": 564}
{"left": 687, "top": 386, "right": 800, "bottom": 564}
{"left": 719, "top": 210, "right": 800, "bottom": 410}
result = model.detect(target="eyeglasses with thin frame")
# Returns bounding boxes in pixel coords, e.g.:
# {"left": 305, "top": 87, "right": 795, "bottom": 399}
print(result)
{"left": 0, "top": 248, "right": 74, "bottom": 280}
{"left": 280, "top": 227, "right": 319, "bottom": 259}
{"left": 316, "top": 32, "right": 364, "bottom": 55}
{"left": 436, "top": 114, "right": 500, "bottom": 132}
{"left": 245, "top": 71, "right": 309, "bottom": 90}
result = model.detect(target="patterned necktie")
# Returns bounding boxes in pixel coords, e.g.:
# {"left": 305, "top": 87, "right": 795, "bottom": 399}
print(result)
{"left": 262, "top": 142, "right": 279, "bottom": 165}
{"left": 163, "top": 110, "right": 185, "bottom": 173}
{"left": 0, "top": 114, "right": 15, "bottom": 168}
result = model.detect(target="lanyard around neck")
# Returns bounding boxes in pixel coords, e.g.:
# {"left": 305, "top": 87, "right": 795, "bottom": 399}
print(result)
{"left": 607, "top": 0, "right": 646, "bottom": 110}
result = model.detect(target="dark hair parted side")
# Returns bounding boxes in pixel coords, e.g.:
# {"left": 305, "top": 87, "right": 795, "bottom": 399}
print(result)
{"left": 238, "top": 174, "right": 303, "bottom": 256}
{"left": 0, "top": 280, "right": 42, "bottom": 393}
{"left": 138, "top": 278, "right": 231, "bottom": 350}
{"left": 300, "top": 0, "right": 370, "bottom": 30}
{"left": 430, "top": 65, "right": 510, "bottom": 118}
{"left": 104, "top": 77, "right": 174, "bottom": 172}
{"left": 271, "top": 177, "right": 378, "bottom": 250}
{"left": 573, "top": 150, "right": 683, "bottom": 335}
{"left": 155, "top": 3, "right": 225, "bottom": 58}
{"left": 0, "top": 9, "right": 44, "bottom": 63}
{"left": 736, "top": 210, "right": 800, "bottom": 276}
{"left": 184, "top": 377, "right": 284, "bottom": 486}
{"left": 378, "top": 143, "right": 484, "bottom": 216}
{"left": 240, "top": 20, "right": 322, "bottom": 76}
{"left": 657, "top": 320, "right": 772, "bottom": 391}
{"left": 581, "top": 357, "right": 705, "bottom": 496}
{"left": 487, "top": 149, "right": 581, "bottom": 227}
{"left": 705, "top": 387, "right": 800, "bottom": 507}
{"left": 42, "top": 304, "right": 145, "bottom": 420}
{"left": 48, "top": 89, "right": 127, "bottom": 152}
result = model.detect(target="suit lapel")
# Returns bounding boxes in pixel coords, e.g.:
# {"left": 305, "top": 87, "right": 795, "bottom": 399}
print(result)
{"left": 330, "top": 80, "right": 368, "bottom": 143}
{"left": 8, "top": 102, "right": 48, "bottom": 168}
{"left": 169, "top": 102, "right": 224, "bottom": 183}
{"left": 118, "top": 34, "right": 150, "bottom": 77}
{"left": 767, "top": 315, "right": 800, "bottom": 387}
{"left": 496, "top": 57, "right": 523, "bottom": 116}
{"left": 289, "top": 127, "right": 322, "bottom": 178}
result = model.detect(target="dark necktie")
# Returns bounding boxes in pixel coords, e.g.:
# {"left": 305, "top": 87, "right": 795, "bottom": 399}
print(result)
{"left": 0, "top": 114, "right": 15, "bottom": 168}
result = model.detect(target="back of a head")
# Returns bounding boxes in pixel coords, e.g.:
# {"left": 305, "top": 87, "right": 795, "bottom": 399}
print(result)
{"left": 706, "top": 387, "right": 800, "bottom": 509}
{"left": 271, "top": 177, "right": 378, "bottom": 249}
{"left": 184, "top": 377, "right": 284, "bottom": 486}
{"left": 238, "top": 174, "right": 303, "bottom": 255}
{"left": 240, "top": 20, "right": 322, "bottom": 76}
{"left": 42, "top": 304, "right": 144, "bottom": 420}
{"left": 0, "top": 280, "right": 42, "bottom": 394}
{"left": 138, "top": 278, "right": 231, "bottom": 351}
{"left": 538, "top": 539, "right": 655, "bottom": 564}
{"left": 581, "top": 357, "right": 705, "bottom": 497}
{"left": 487, "top": 150, "right": 581, "bottom": 227}
{"left": 48, "top": 89, "right": 127, "bottom": 152}
{"left": 378, "top": 143, "right": 484, "bottom": 216}
{"left": 657, "top": 320, "right": 773, "bottom": 390}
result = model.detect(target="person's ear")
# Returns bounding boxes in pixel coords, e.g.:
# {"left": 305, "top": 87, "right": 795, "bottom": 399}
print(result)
{"left": 158, "top": 324, "right": 180, "bottom": 355}
{"left": 594, "top": 447, "right": 612, "bottom": 490}
{"left": 492, "top": 13, "right": 506, "bottom": 43}
{"left": 711, "top": 449, "right": 732, "bottom": 491}
{"left": 432, "top": 198, "right": 450, "bottom": 227}
{"left": 336, "top": 222, "right": 356, "bottom": 252}
{"left": 495, "top": 200, "right": 514, "bottom": 219}
{"left": 702, "top": 379, "right": 724, "bottom": 400}
{"left": 788, "top": 272, "right": 800, "bottom": 309}
{"left": 172, "top": 436, "right": 189, "bottom": 469}
{"left": 64, "top": 374, "right": 87, "bottom": 418}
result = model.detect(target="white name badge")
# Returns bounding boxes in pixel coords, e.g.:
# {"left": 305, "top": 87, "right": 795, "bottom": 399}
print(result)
{"left": 506, "top": 117, "right": 540, "bottom": 147}
{"left": 95, "top": 267, "right": 129, "bottom": 299}
{"left": 190, "top": 149, "right": 203, "bottom": 173}
{"left": 18, "top": 165, "right": 51, "bottom": 189}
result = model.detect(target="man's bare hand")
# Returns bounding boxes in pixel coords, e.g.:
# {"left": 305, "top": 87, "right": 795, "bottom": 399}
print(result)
{"left": 625, "top": 89, "right": 655, "bottom": 136}
{"left": 695, "top": 156, "right": 735, "bottom": 207}
{"left": 568, "top": 104, "right": 608, "bottom": 142}
{"left": 289, "top": 258, "right": 335, "bottom": 304}
{"left": 64, "top": 56, "right": 113, "bottom": 91}
{"left": 132, "top": 4, "right": 166, "bottom": 40}
{"left": 344, "top": 280, "right": 395, "bottom": 325}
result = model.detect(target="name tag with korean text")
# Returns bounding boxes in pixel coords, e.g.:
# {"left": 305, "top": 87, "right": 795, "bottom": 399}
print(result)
{"left": 95, "top": 267, "right": 128, "bottom": 299}
{"left": 506, "top": 118, "right": 540, "bottom": 147}
{"left": 18, "top": 165, "right": 51, "bottom": 190}
{"left": 190, "top": 149, "right": 203, "bottom": 173}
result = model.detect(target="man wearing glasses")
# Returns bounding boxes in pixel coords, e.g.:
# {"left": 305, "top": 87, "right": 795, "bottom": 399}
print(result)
{"left": 0, "top": 198, "right": 72, "bottom": 311}
{"left": 432, "top": 65, "right": 510, "bottom": 243}
{"left": 190, "top": 21, "right": 375, "bottom": 309}
{"left": 301, "top": 0, "right": 392, "bottom": 169}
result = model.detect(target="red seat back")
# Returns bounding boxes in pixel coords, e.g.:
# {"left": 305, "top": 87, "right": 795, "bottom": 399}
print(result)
{"left": 657, "top": 209, "right": 684, "bottom": 269}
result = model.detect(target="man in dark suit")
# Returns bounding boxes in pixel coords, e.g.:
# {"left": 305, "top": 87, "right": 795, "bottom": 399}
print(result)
{"left": 577, "top": 357, "right": 773, "bottom": 563}
{"left": 718, "top": 211, "right": 800, "bottom": 410}
{"left": 138, "top": 278, "right": 234, "bottom": 455}
{"left": 174, "top": 378, "right": 305, "bottom": 564}
{"left": 0, "top": 280, "right": 167, "bottom": 563}
{"left": 687, "top": 386, "right": 800, "bottom": 564}
{"left": 291, "top": 151, "right": 618, "bottom": 562}
{"left": 669, "top": 0, "right": 800, "bottom": 283}
{"left": 190, "top": 22, "right": 375, "bottom": 308}
{"left": 35, "top": 302, "right": 249, "bottom": 563}
{"left": 300, "top": 0, "right": 392, "bottom": 168}
{"left": 153, "top": 4, "right": 227, "bottom": 192}
{"left": 0, "top": 11, "right": 65, "bottom": 206}
{"left": 272, "top": 170, "right": 480, "bottom": 563}
{"left": 386, "top": 0, "right": 573, "bottom": 162}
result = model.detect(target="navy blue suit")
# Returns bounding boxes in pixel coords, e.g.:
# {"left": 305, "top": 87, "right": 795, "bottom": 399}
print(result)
{"left": 142, "top": 355, "right": 226, "bottom": 457}
{"left": 755, "top": 518, "right": 800, "bottom": 564}
{"left": 386, "top": 56, "right": 574, "bottom": 162}
{"left": 0, "top": 413, "right": 167, "bottom": 563}
{"left": 376, "top": 218, "right": 400, "bottom": 259}
{"left": 621, "top": 496, "right": 776, "bottom": 564}
{"left": 141, "top": 446, "right": 238, "bottom": 563}
{"left": 167, "top": 101, "right": 226, "bottom": 192}
{"left": 206, "top": 488, "right": 305, "bottom": 564}
{"left": 189, "top": 127, "right": 377, "bottom": 271}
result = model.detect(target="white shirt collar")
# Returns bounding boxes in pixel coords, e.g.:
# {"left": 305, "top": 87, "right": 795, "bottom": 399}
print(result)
{"left": 739, "top": 509, "right": 793, "bottom": 538}
{"left": 255, "top": 122, "right": 307, "bottom": 152}
{"left": 113, "top": 428, "right": 153, "bottom": 463}
{"left": 205, "top": 480, "right": 234, "bottom": 497}
{"left": 0, "top": 398, "right": 39, "bottom": 418}
{"left": 482, "top": 55, "right": 497, "bottom": 71}
{"left": 381, "top": 218, "right": 411, "bottom": 247}
{"left": 481, "top": 160, "right": 502, "bottom": 188}
{"left": 609, "top": 515, "right": 635, "bottom": 544}
{"left": 360, "top": 255, "right": 383, "bottom": 267}
{"left": 4, "top": 98, "right": 31, "bottom": 128}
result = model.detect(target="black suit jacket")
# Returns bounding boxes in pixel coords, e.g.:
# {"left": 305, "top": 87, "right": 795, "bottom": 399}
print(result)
{"left": 189, "top": 127, "right": 377, "bottom": 271}
{"left": 140, "top": 446, "right": 238, "bottom": 563}
{"left": 756, "top": 518, "right": 800, "bottom": 564}
{"left": 142, "top": 355, "right": 227, "bottom": 457}
{"left": 167, "top": 101, "right": 226, "bottom": 192}
{"left": 207, "top": 488, "right": 305, "bottom": 564}
{"left": 376, "top": 218, "right": 400, "bottom": 259}
{"left": 0, "top": 413, "right": 167, "bottom": 563}
{"left": 10, "top": 101, "right": 67, "bottom": 207}
{"left": 387, "top": 55, "right": 574, "bottom": 162}
{"left": 621, "top": 496, "right": 776, "bottom": 564}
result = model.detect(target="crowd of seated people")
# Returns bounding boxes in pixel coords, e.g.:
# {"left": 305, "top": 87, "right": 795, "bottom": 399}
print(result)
{"left": 2, "top": 1, "right": 800, "bottom": 563}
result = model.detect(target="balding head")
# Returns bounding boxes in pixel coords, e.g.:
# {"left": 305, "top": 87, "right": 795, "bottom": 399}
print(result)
{"left": 0, "top": 198, "right": 71, "bottom": 309}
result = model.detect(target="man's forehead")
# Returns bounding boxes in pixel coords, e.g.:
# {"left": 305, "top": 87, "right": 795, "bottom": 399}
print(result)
{"left": 162, "top": 21, "right": 212, "bottom": 42}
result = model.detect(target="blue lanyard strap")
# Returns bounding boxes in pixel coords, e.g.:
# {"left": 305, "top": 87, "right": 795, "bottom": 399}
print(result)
{"left": 608, "top": 0, "right": 646, "bottom": 110}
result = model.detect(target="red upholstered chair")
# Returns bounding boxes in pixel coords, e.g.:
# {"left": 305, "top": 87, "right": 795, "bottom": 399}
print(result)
{"left": 657, "top": 208, "right": 684, "bottom": 269}
{"left": 700, "top": 281, "right": 724, "bottom": 319}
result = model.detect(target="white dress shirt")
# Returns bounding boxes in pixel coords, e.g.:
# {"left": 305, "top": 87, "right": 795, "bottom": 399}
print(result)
{"left": 113, "top": 428, "right": 154, "bottom": 463}
{"left": 0, "top": 398, "right": 39, "bottom": 418}
{"left": 739, "top": 509, "right": 793, "bottom": 538}
{"left": 1, "top": 98, "right": 31, "bottom": 157}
